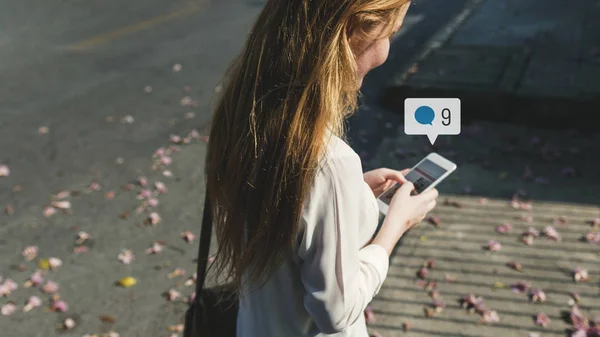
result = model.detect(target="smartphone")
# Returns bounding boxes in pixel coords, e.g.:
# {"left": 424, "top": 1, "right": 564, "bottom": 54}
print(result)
{"left": 377, "top": 152, "right": 457, "bottom": 215}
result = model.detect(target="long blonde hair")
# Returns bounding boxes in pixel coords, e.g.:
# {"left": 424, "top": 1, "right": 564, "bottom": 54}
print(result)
{"left": 205, "top": 0, "right": 410, "bottom": 296}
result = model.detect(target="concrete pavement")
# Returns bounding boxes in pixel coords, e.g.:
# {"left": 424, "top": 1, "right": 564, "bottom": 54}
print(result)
{"left": 0, "top": 0, "right": 475, "bottom": 336}
{"left": 378, "top": 0, "right": 600, "bottom": 131}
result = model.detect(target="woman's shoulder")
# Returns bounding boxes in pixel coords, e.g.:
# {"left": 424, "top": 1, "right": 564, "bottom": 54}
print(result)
{"left": 316, "top": 134, "right": 362, "bottom": 180}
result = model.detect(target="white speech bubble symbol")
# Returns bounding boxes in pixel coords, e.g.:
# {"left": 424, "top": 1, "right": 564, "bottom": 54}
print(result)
{"left": 404, "top": 98, "right": 461, "bottom": 145}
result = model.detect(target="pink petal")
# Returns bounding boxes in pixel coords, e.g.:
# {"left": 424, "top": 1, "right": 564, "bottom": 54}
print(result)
{"left": 522, "top": 234, "right": 535, "bottom": 245}
{"left": 589, "top": 218, "right": 600, "bottom": 227}
{"left": 573, "top": 267, "right": 589, "bottom": 283}
{"left": 167, "top": 145, "right": 181, "bottom": 153}
{"left": 146, "top": 242, "right": 164, "bottom": 254}
{"left": 188, "top": 292, "right": 196, "bottom": 304}
{"left": 43, "top": 205, "right": 57, "bottom": 217}
{"left": 137, "top": 176, "right": 148, "bottom": 187}
{"left": 167, "top": 268, "right": 186, "bottom": 279}
{"left": 48, "top": 257, "right": 62, "bottom": 269}
{"left": 144, "top": 85, "right": 152, "bottom": 93}
{"left": 478, "top": 198, "right": 489, "bottom": 204}
{"left": 172, "top": 64, "right": 182, "bottom": 72}
{"left": 542, "top": 226, "right": 561, "bottom": 241}
{"left": 572, "top": 330, "right": 587, "bottom": 337}
{"left": 27, "top": 271, "right": 44, "bottom": 287}
{"left": 154, "top": 181, "right": 167, "bottom": 194}
{"left": 22, "top": 245, "right": 38, "bottom": 261}
{"left": 586, "top": 232, "right": 600, "bottom": 245}
{"left": 0, "top": 164, "right": 9, "bottom": 177}
{"left": 184, "top": 112, "right": 195, "bottom": 119}
{"left": 506, "top": 261, "right": 524, "bottom": 272}
{"left": 63, "top": 318, "right": 76, "bottom": 330}
{"left": 444, "top": 274, "right": 456, "bottom": 282}
{"left": 73, "top": 246, "right": 89, "bottom": 254}
{"left": 482, "top": 310, "right": 500, "bottom": 324}
{"left": 570, "top": 306, "right": 588, "bottom": 331}
{"left": 137, "top": 189, "right": 152, "bottom": 200}
{"left": 510, "top": 281, "right": 530, "bottom": 294}
{"left": 417, "top": 267, "right": 429, "bottom": 279}
{"left": 4, "top": 204, "right": 14, "bottom": 215}
{"left": 121, "top": 115, "right": 134, "bottom": 124}
{"left": 51, "top": 299, "right": 68, "bottom": 312}
{"left": 162, "top": 170, "right": 173, "bottom": 177}
{"left": 1, "top": 303, "right": 16, "bottom": 316}
{"left": 147, "top": 198, "right": 159, "bottom": 207}
{"left": 42, "top": 280, "right": 59, "bottom": 294}
{"left": 180, "top": 96, "right": 192, "bottom": 106}
{"left": 51, "top": 200, "right": 71, "bottom": 210}
{"left": 364, "top": 306, "right": 376, "bottom": 324}
{"left": 76, "top": 231, "right": 90, "bottom": 244}
{"left": 180, "top": 231, "right": 195, "bottom": 244}
{"left": 553, "top": 216, "right": 568, "bottom": 225}
{"left": 535, "top": 312, "right": 551, "bottom": 327}
{"left": 88, "top": 181, "right": 102, "bottom": 192}
{"left": 523, "top": 227, "right": 540, "bottom": 237}
{"left": 200, "top": 136, "right": 209, "bottom": 143}
{"left": 165, "top": 289, "right": 181, "bottom": 301}
{"left": 146, "top": 212, "right": 161, "bottom": 225}
{"left": 518, "top": 214, "right": 534, "bottom": 223}
{"left": 104, "top": 191, "right": 116, "bottom": 200}
{"left": 529, "top": 288, "right": 547, "bottom": 303}
{"left": 188, "top": 129, "right": 200, "bottom": 139}
{"left": 23, "top": 295, "right": 42, "bottom": 312}
{"left": 169, "top": 135, "right": 182, "bottom": 144}
{"left": 496, "top": 223, "right": 513, "bottom": 234}
{"left": 486, "top": 240, "right": 502, "bottom": 251}
{"left": 160, "top": 155, "right": 172, "bottom": 166}
{"left": 53, "top": 190, "right": 71, "bottom": 200}
{"left": 118, "top": 249, "right": 135, "bottom": 264}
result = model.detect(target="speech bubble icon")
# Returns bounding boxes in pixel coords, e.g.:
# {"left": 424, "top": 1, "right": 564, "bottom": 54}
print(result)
{"left": 405, "top": 98, "right": 461, "bottom": 145}
{"left": 414, "top": 106, "right": 435, "bottom": 125}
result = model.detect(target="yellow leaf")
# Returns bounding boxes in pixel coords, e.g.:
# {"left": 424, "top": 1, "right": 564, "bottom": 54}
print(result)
{"left": 118, "top": 276, "right": 137, "bottom": 288}
{"left": 419, "top": 236, "right": 427, "bottom": 242}
{"left": 38, "top": 258, "right": 50, "bottom": 270}
{"left": 493, "top": 281, "right": 505, "bottom": 289}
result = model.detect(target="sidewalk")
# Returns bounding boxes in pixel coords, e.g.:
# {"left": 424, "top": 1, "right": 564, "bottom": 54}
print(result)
{"left": 379, "top": 0, "right": 600, "bottom": 131}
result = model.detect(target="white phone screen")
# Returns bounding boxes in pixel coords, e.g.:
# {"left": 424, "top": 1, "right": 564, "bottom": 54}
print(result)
{"left": 379, "top": 158, "right": 448, "bottom": 204}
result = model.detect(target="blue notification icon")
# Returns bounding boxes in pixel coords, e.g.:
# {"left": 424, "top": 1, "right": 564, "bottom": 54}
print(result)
{"left": 415, "top": 106, "right": 435, "bottom": 125}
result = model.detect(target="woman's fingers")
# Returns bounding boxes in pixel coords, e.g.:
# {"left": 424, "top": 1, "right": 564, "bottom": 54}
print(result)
{"left": 380, "top": 168, "right": 409, "bottom": 184}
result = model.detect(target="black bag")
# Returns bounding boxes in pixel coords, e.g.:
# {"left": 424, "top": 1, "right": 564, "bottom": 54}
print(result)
{"left": 184, "top": 192, "right": 239, "bottom": 337}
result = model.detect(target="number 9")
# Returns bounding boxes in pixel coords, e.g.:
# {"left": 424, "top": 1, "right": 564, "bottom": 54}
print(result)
{"left": 441, "top": 108, "right": 451, "bottom": 126}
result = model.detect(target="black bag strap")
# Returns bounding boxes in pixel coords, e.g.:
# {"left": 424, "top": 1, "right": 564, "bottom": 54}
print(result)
{"left": 195, "top": 191, "right": 213, "bottom": 297}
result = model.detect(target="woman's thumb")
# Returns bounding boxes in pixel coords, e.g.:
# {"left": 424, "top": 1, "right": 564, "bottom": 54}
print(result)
{"left": 398, "top": 181, "right": 415, "bottom": 195}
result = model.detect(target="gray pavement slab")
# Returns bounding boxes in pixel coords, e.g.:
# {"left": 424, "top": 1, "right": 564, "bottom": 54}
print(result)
{"left": 381, "top": 0, "right": 600, "bottom": 130}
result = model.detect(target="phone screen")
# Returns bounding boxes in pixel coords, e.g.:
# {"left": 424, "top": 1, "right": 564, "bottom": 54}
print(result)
{"left": 379, "top": 158, "right": 449, "bottom": 204}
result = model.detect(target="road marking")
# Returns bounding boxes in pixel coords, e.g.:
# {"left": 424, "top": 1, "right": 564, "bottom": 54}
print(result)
{"left": 66, "top": 2, "right": 204, "bottom": 51}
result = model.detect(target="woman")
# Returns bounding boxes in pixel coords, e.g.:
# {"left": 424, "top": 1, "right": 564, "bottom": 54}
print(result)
{"left": 205, "top": 0, "right": 439, "bottom": 336}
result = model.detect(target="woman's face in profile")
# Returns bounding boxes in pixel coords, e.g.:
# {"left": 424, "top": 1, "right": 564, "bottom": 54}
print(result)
{"left": 351, "top": 6, "right": 410, "bottom": 88}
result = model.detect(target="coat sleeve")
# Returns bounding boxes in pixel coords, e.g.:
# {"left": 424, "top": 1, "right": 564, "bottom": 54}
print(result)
{"left": 297, "top": 154, "right": 390, "bottom": 334}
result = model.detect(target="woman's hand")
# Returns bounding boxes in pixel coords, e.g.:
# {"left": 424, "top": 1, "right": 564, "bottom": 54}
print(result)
{"left": 371, "top": 182, "right": 439, "bottom": 256}
{"left": 363, "top": 167, "right": 410, "bottom": 198}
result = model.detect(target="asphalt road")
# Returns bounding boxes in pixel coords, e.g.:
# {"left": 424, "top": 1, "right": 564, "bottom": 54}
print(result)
{"left": 0, "top": 1, "right": 475, "bottom": 336}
